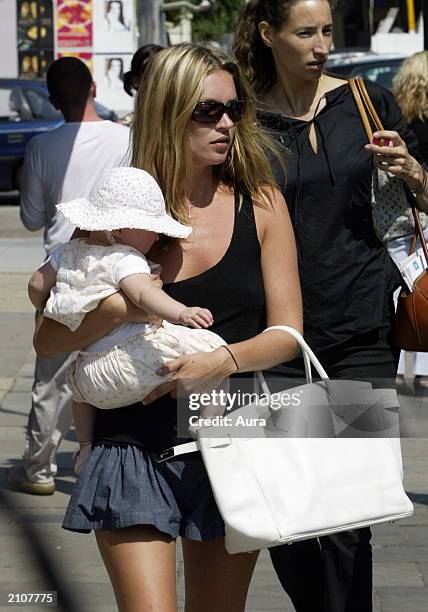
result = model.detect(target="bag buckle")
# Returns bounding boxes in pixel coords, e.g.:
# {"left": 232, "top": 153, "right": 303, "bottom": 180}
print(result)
{"left": 156, "top": 447, "right": 175, "bottom": 463}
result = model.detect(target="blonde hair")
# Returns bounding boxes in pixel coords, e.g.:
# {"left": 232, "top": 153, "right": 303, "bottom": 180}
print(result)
{"left": 393, "top": 51, "right": 428, "bottom": 123}
{"left": 131, "top": 43, "right": 282, "bottom": 224}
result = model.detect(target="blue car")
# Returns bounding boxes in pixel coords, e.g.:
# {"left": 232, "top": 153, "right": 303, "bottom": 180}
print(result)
{"left": 0, "top": 78, "right": 118, "bottom": 191}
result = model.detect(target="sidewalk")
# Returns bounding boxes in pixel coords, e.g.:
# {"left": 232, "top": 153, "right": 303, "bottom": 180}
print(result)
{"left": 0, "top": 207, "right": 427, "bottom": 611}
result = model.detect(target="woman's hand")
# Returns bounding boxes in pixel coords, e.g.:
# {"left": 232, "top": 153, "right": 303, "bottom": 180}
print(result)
{"left": 142, "top": 347, "right": 237, "bottom": 404}
{"left": 365, "top": 130, "right": 424, "bottom": 190}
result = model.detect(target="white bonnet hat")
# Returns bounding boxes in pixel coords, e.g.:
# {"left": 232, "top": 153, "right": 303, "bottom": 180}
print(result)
{"left": 56, "top": 167, "right": 192, "bottom": 239}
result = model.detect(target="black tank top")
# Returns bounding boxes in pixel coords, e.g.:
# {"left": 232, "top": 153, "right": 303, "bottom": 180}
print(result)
{"left": 93, "top": 192, "right": 266, "bottom": 452}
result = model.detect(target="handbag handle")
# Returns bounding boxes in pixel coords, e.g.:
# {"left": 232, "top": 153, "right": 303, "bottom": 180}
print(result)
{"left": 348, "top": 77, "right": 376, "bottom": 141}
{"left": 349, "top": 76, "right": 384, "bottom": 139}
{"left": 256, "top": 326, "right": 329, "bottom": 397}
{"left": 355, "top": 77, "right": 384, "bottom": 133}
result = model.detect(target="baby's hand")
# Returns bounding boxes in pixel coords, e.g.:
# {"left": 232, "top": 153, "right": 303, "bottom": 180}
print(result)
{"left": 179, "top": 307, "right": 213, "bottom": 329}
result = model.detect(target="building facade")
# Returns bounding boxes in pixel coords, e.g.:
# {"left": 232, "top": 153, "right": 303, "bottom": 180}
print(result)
{"left": 0, "top": 0, "right": 137, "bottom": 113}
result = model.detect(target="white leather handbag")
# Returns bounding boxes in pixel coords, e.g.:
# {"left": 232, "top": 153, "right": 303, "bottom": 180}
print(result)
{"left": 196, "top": 326, "right": 414, "bottom": 554}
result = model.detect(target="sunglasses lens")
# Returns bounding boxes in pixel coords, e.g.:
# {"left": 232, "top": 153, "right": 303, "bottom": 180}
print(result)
{"left": 227, "top": 100, "right": 245, "bottom": 122}
{"left": 192, "top": 100, "right": 245, "bottom": 123}
{"left": 192, "top": 103, "right": 224, "bottom": 123}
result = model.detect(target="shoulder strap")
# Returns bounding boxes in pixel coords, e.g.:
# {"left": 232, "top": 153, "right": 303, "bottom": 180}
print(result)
{"left": 355, "top": 77, "right": 385, "bottom": 133}
{"left": 349, "top": 77, "right": 385, "bottom": 143}
{"left": 349, "top": 77, "right": 372, "bottom": 142}
{"left": 412, "top": 203, "right": 428, "bottom": 262}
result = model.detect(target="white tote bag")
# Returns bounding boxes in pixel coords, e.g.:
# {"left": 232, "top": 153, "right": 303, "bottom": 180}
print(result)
{"left": 196, "top": 326, "right": 413, "bottom": 554}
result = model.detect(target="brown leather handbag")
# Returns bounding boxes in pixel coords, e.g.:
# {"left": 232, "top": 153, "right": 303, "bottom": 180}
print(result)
{"left": 395, "top": 205, "right": 428, "bottom": 351}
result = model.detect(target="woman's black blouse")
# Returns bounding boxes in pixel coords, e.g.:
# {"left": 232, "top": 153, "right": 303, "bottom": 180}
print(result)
{"left": 259, "top": 80, "right": 421, "bottom": 353}
{"left": 93, "top": 192, "right": 266, "bottom": 452}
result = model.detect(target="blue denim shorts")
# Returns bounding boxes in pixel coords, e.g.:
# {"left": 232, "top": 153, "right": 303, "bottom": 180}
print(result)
{"left": 62, "top": 444, "right": 225, "bottom": 541}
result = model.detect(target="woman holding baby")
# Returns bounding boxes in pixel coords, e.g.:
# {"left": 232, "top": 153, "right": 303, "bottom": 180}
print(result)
{"left": 33, "top": 43, "right": 302, "bottom": 611}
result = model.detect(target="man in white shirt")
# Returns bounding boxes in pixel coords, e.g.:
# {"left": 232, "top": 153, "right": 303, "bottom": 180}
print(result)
{"left": 9, "top": 57, "right": 130, "bottom": 494}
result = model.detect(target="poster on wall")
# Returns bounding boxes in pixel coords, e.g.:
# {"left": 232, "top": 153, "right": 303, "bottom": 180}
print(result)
{"left": 56, "top": 0, "right": 93, "bottom": 48}
{"left": 57, "top": 51, "right": 93, "bottom": 73}
{"left": 93, "top": 53, "right": 133, "bottom": 114}
{"left": 17, "top": 1, "right": 54, "bottom": 52}
{"left": 18, "top": 50, "right": 54, "bottom": 79}
{"left": 93, "top": 0, "right": 134, "bottom": 53}
{"left": 17, "top": 0, "right": 54, "bottom": 78}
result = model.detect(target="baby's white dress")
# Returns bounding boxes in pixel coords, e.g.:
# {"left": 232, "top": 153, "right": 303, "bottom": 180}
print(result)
{"left": 44, "top": 239, "right": 225, "bottom": 409}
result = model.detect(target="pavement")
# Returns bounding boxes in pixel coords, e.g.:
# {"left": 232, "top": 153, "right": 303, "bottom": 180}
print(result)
{"left": 0, "top": 205, "right": 427, "bottom": 611}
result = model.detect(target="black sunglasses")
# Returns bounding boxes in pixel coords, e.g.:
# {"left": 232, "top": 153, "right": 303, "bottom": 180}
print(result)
{"left": 192, "top": 99, "right": 246, "bottom": 124}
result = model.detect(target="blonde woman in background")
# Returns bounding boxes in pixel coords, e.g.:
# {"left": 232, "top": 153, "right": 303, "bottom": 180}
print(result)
{"left": 389, "top": 51, "right": 428, "bottom": 392}
{"left": 394, "top": 51, "right": 428, "bottom": 164}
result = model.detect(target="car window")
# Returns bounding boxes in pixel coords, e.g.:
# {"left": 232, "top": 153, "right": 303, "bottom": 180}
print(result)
{"left": 24, "top": 88, "right": 62, "bottom": 120}
{"left": 356, "top": 64, "right": 401, "bottom": 90}
{"left": 0, "top": 87, "right": 32, "bottom": 121}
{"left": 23, "top": 88, "right": 115, "bottom": 121}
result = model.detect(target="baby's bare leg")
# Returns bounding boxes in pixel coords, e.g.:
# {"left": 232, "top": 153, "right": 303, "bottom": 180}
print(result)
{"left": 72, "top": 401, "right": 96, "bottom": 474}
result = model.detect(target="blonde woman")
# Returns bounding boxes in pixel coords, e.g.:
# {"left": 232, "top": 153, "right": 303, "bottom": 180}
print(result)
{"left": 389, "top": 51, "right": 428, "bottom": 390}
{"left": 33, "top": 44, "right": 302, "bottom": 611}
{"left": 394, "top": 51, "right": 428, "bottom": 164}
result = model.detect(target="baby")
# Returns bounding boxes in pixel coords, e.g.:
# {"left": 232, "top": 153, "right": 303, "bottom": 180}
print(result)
{"left": 28, "top": 167, "right": 228, "bottom": 472}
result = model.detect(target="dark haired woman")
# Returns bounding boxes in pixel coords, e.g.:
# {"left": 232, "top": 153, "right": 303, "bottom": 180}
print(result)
{"left": 123, "top": 43, "right": 165, "bottom": 97}
{"left": 234, "top": 1, "right": 428, "bottom": 611}
{"left": 120, "top": 44, "right": 165, "bottom": 126}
